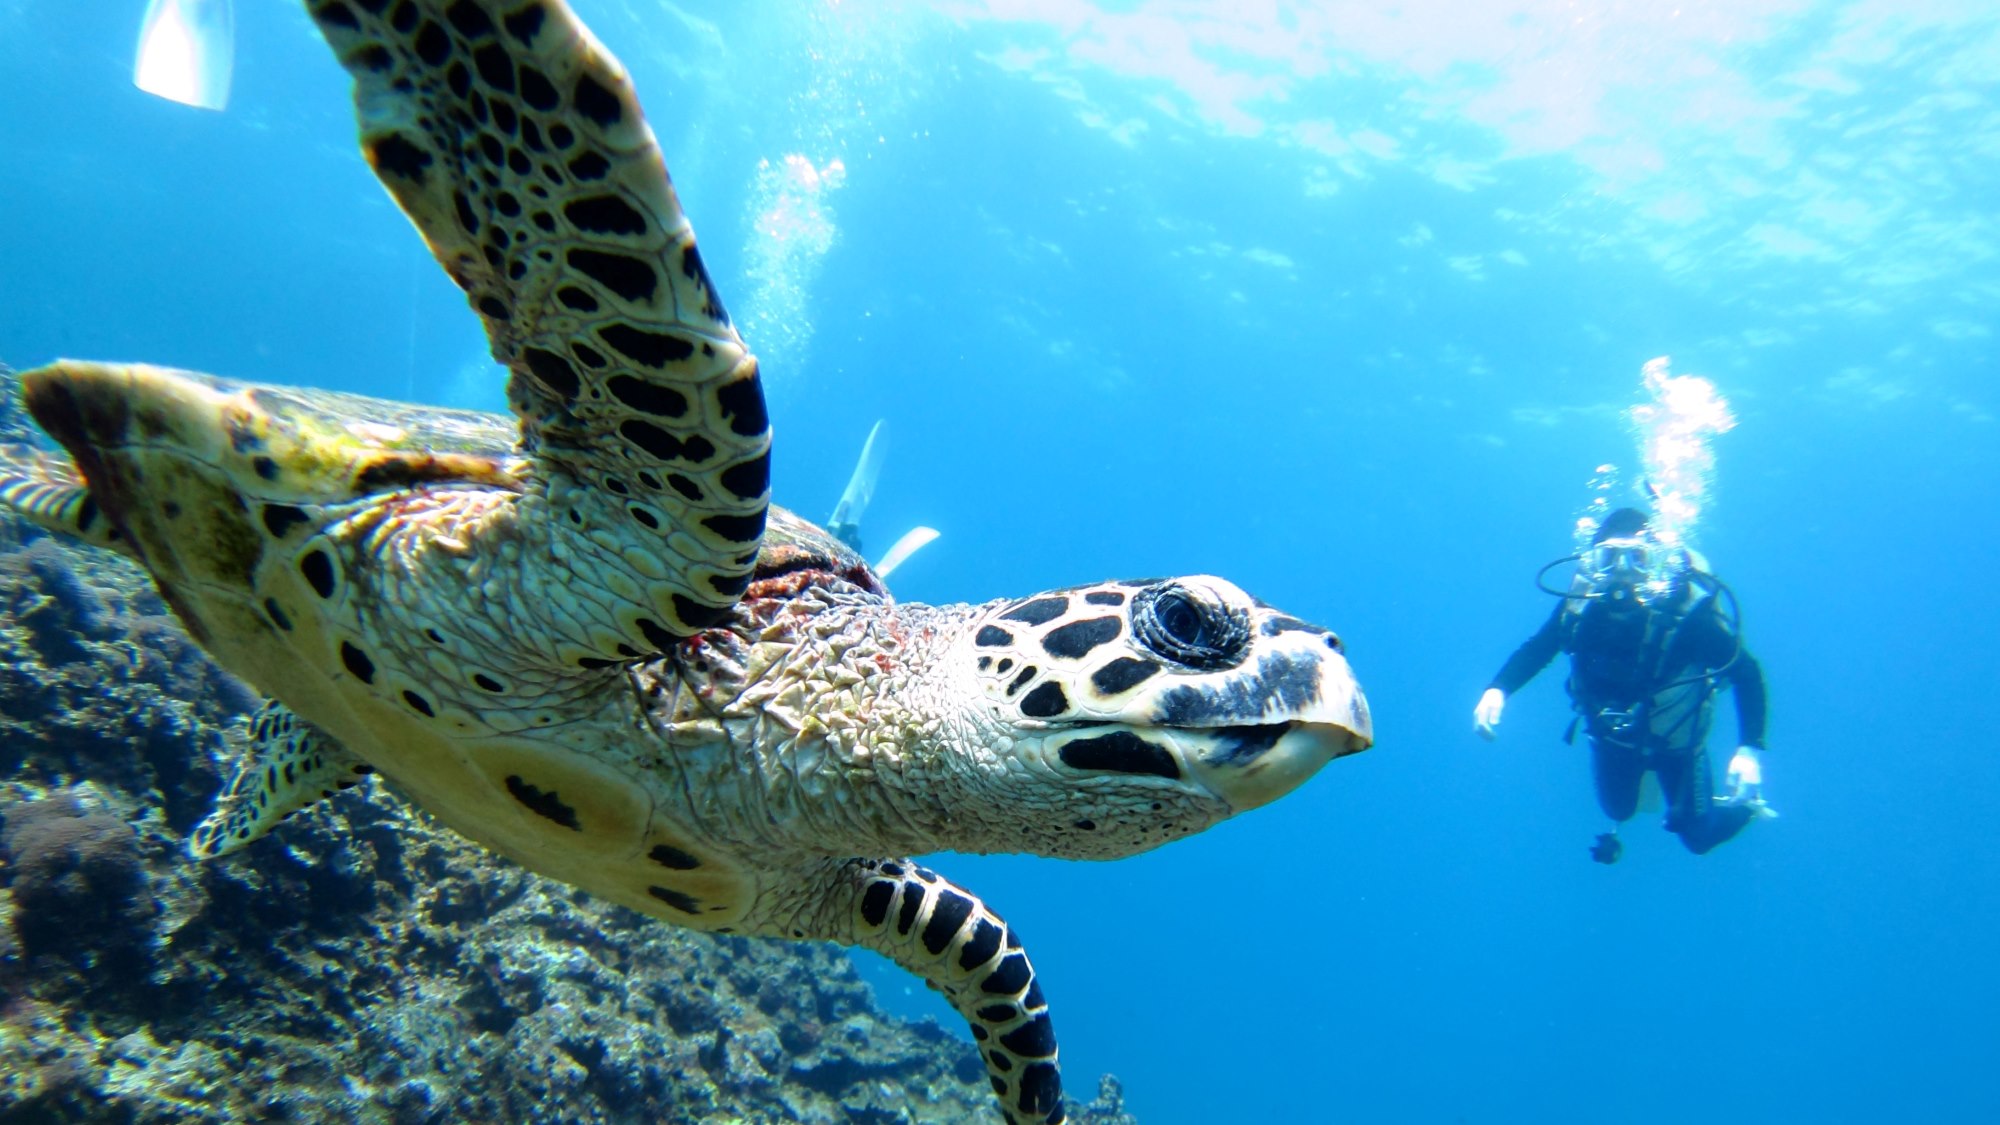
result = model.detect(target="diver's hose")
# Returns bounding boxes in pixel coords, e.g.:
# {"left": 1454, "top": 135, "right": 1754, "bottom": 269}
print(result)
{"left": 1533, "top": 554, "right": 1586, "bottom": 598}
{"left": 1533, "top": 554, "right": 1745, "bottom": 692}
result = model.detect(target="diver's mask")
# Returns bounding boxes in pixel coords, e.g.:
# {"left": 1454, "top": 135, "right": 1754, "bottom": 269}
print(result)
{"left": 1584, "top": 536, "right": 1652, "bottom": 597}
{"left": 1583, "top": 536, "right": 1694, "bottom": 606}
{"left": 1536, "top": 533, "right": 1699, "bottom": 605}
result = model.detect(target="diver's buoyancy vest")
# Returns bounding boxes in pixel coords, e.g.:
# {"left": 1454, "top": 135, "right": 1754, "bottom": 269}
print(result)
{"left": 1558, "top": 578, "right": 1726, "bottom": 751}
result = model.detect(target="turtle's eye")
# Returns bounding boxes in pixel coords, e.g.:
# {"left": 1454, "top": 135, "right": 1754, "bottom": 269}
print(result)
{"left": 1156, "top": 591, "right": 1207, "bottom": 647}
{"left": 1134, "top": 583, "right": 1248, "bottom": 670}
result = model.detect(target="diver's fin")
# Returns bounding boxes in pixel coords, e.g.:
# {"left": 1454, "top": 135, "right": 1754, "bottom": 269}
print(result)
{"left": 134, "top": 0, "right": 235, "bottom": 111}
{"left": 0, "top": 444, "right": 132, "bottom": 556}
{"left": 190, "top": 702, "right": 373, "bottom": 859}
{"left": 873, "top": 525, "right": 940, "bottom": 580}
{"left": 827, "top": 420, "right": 889, "bottom": 551}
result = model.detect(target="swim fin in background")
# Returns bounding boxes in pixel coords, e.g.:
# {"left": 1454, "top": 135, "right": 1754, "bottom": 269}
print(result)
{"left": 873, "top": 526, "right": 939, "bottom": 580}
{"left": 826, "top": 420, "right": 940, "bottom": 579}
{"left": 827, "top": 419, "right": 888, "bottom": 553}
{"left": 135, "top": 0, "right": 235, "bottom": 111}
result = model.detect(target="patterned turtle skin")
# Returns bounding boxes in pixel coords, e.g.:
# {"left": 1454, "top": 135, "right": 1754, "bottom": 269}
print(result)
{"left": 0, "top": 3, "right": 1373, "bottom": 1122}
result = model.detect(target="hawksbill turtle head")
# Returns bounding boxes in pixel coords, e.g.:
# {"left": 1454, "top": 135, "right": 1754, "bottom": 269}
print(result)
{"left": 917, "top": 574, "right": 1370, "bottom": 856}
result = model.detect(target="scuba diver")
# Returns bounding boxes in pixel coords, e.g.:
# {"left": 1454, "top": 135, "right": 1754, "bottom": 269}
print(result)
{"left": 1473, "top": 507, "right": 1773, "bottom": 864}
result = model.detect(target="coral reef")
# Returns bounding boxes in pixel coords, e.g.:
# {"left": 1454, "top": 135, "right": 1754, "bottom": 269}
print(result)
{"left": 0, "top": 366, "right": 1136, "bottom": 1123}
{"left": 2, "top": 792, "right": 156, "bottom": 976}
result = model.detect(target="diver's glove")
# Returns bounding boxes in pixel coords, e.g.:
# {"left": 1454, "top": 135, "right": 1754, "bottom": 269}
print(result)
{"left": 1720, "top": 745, "right": 1779, "bottom": 818}
{"left": 1474, "top": 688, "right": 1506, "bottom": 741}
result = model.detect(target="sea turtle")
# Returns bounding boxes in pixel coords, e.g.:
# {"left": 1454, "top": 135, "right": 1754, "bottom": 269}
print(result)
{"left": 0, "top": 2, "right": 1373, "bottom": 1121}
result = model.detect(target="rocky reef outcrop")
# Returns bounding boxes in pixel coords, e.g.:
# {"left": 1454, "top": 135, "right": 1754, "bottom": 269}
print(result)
{"left": 0, "top": 364, "right": 1136, "bottom": 1125}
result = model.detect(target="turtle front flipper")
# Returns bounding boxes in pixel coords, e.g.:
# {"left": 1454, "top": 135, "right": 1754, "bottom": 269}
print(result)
{"left": 190, "top": 701, "right": 375, "bottom": 859}
{"left": 817, "top": 859, "right": 1066, "bottom": 1125}
{"left": 309, "top": 0, "right": 770, "bottom": 640}
{"left": 0, "top": 444, "right": 130, "bottom": 555}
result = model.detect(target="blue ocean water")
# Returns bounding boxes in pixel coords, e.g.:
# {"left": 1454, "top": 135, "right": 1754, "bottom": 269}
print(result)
{"left": 3, "top": 1, "right": 1996, "bottom": 1122}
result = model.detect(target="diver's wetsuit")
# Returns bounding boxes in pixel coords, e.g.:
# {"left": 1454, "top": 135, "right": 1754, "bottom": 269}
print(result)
{"left": 1489, "top": 587, "right": 1768, "bottom": 854}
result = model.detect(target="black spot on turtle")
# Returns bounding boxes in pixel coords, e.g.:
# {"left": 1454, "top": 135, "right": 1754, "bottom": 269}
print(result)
{"left": 300, "top": 549, "right": 336, "bottom": 599}
{"left": 414, "top": 20, "right": 451, "bottom": 66}
{"left": 1091, "top": 657, "right": 1160, "bottom": 696}
{"left": 1058, "top": 731, "right": 1180, "bottom": 780}
{"left": 522, "top": 347, "right": 580, "bottom": 401}
{"left": 473, "top": 44, "right": 515, "bottom": 93}
{"left": 896, "top": 882, "right": 924, "bottom": 935}
{"left": 959, "top": 918, "right": 1003, "bottom": 970}
{"left": 922, "top": 890, "right": 976, "bottom": 955}
{"left": 1040, "top": 617, "right": 1121, "bottom": 660}
{"left": 313, "top": 2, "right": 360, "bottom": 31}
{"left": 503, "top": 4, "right": 547, "bottom": 46}
{"left": 519, "top": 66, "right": 559, "bottom": 111}
{"left": 719, "top": 454, "right": 768, "bottom": 500}
{"left": 505, "top": 775, "right": 579, "bottom": 829}
{"left": 339, "top": 642, "right": 375, "bottom": 684}
{"left": 444, "top": 0, "right": 494, "bottom": 38}
{"left": 565, "top": 195, "right": 645, "bottom": 236}
{"left": 647, "top": 885, "right": 700, "bottom": 914}
{"left": 261, "top": 504, "right": 311, "bottom": 539}
{"left": 1000, "top": 597, "right": 1067, "bottom": 626}
{"left": 619, "top": 419, "right": 684, "bottom": 461}
{"left": 860, "top": 880, "right": 895, "bottom": 927}
{"left": 598, "top": 324, "right": 693, "bottom": 368}
{"left": 1019, "top": 681, "right": 1069, "bottom": 718}
{"left": 714, "top": 376, "right": 765, "bottom": 437}
{"left": 702, "top": 511, "right": 766, "bottom": 544}
{"left": 1018, "top": 1064, "right": 1063, "bottom": 1116}
{"left": 981, "top": 953, "right": 1032, "bottom": 995}
{"left": 606, "top": 375, "right": 683, "bottom": 416}
{"left": 572, "top": 74, "right": 622, "bottom": 126}
{"left": 565, "top": 248, "right": 656, "bottom": 303}
{"left": 1000, "top": 1014, "right": 1057, "bottom": 1058}
{"left": 648, "top": 844, "right": 701, "bottom": 870}
{"left": 369, "top": 134, "right": 433, "bottom": 185}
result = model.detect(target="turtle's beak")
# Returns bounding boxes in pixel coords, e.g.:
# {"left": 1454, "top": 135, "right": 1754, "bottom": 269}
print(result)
{"left": 1178, "top": 643, "right": 1372, "bottom": 813}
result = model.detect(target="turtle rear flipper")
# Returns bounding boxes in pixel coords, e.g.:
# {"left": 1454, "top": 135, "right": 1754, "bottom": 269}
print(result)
{"left": 0, "top": 443, "right": 130, "bottom": 555}
{"left": 190, "top": 701, "right": 374, "bottom": 859}
{"left": 311, "top": 0, "right": 771, "bottom": 641}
